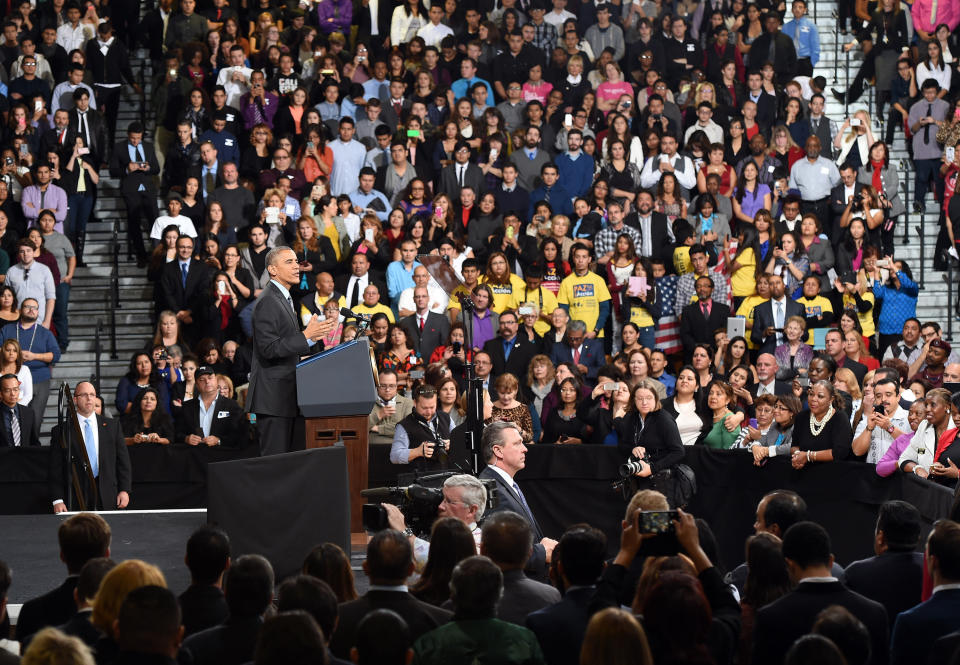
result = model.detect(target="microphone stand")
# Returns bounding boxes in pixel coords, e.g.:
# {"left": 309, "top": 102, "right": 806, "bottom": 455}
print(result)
{"left": 458, "top": 293, "right": 484, "bottom": 474}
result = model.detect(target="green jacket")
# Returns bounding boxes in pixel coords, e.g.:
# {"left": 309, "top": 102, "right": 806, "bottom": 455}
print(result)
{"left": 412, "top": 618, "right": 545, "bottom": 665}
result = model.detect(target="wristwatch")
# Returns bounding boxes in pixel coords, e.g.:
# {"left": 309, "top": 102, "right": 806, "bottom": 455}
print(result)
{"left": 403, "top": 527, "right": 415, "bottom": 537}
{"left": 886, "top": 424, "right": 895, "bottom": 434}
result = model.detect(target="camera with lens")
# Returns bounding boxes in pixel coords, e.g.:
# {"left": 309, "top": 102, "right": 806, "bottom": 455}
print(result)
{"left": 620, "top": 457, "right": 646, "bottom": 478}
{"left": 852, "top": 191, "right": 865, "bottom": 207}
{"left": 361, "top": 482, "right": 444, "bottom": 536}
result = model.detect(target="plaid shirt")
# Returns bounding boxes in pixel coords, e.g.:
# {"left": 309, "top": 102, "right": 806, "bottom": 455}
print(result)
{"left": 674, "top": 271, "right": 731, "bottom": 317}
{"left": 530, "top": 21, "right": 557, "bottom": 56}
{"left": 594, "top": 224, "right": 642, "bottom": 260}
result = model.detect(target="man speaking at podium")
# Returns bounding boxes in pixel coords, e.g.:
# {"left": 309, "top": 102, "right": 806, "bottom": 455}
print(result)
{"left": 248, "top": 247, "right": 335, "bottom": 455}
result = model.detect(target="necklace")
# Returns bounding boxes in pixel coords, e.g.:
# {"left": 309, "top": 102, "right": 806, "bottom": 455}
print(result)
{"left": 809, "top": 406, "right": 834, "bottom": 436}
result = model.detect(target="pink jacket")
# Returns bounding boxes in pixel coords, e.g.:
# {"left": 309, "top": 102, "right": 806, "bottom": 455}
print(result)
{"left": 911, "top": 0, "right": 960, "bottom": 34}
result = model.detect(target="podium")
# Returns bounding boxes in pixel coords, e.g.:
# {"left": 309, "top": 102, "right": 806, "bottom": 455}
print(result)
{"left": 297, "top": 339, "right": 377, "bottom": 532}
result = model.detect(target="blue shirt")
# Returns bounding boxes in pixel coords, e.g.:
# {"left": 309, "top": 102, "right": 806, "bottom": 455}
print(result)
{"left": 386, "top": 260, "right": 420, "bottom": 301}
{"left": 197, "top": 128, "right": 240, "bottom": 165}
{"left": 450, "top": 77, "right": 494, "bottom": 106}
{"left": 198, "top": 396, "right": 216, "bottom": 437}
{"left": 127, "top": 143, "right": 147, "bottom": 192}
{"left": 528, "top": 183, "right": 573, "bottom": 221}
{"left": 555, "top": 152, "right": 595, "bottom": 199}
{"left": 348, "top": 188, "right": 391, "bottom": 222}
{"left": 782, "top": 17, "right": 820, "bottom": 64}
{"left": 1, "top": 322, "right": 61, "bottom": 383}
{"left": 363, "top": 77, "right": 388, "bottom": 101}
{"left": 200, "top": 162, "right": 219, "bottom": 199}
{"left": 873, "top": 272, "right": 919, "bottom": 334}
{"left": 502, "top": 335, "right": 516, "bottom": 362}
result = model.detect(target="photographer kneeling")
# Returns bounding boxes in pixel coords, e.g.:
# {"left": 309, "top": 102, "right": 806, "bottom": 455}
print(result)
{"left": 383, "top": 475, "right": 487, "bottom": 572}
{"left": 614, "top": 379, "right": 690, "bottom": 505}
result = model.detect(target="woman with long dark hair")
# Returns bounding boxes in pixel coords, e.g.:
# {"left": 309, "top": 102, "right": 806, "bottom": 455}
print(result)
{"left": 738, "top": 532, "right": 792, "bottom": 664}
{"left": 732, "top": 160, "right": 771, "bottom": 225}
{"left": 615, "top": 379, "right": 684, "bottom": 471}
{"left": 410, "top": 517, "right": 477, "bottom": 606}
{"left": 115, "top": 352, "right": 171, "bottom": 416}
{"left": 121, "top": 387, "right": 175, "bottom": 446}
{"left": 663, "top": 366, "right": 712, "bottom": 446}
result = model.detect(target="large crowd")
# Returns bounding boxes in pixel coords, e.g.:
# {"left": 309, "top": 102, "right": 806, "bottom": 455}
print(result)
{"left": 0, "top": 0, "right": 959, "bottom": 663}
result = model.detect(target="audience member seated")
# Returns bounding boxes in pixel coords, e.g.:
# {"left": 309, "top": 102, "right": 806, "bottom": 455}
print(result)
{"left": 120, "top": 387, "right": 174, "bottom": 446}
{"left": 90, "top": 559, "right": 168, "bottom": 665}
{"left": 179, "top": 526, "right": 231, "bottom": 638}
{"left": 175, "top": 366, "right": 246, "bottom": 447}
{"left": 57, "top": 558, "right": 116, "bottom": 648}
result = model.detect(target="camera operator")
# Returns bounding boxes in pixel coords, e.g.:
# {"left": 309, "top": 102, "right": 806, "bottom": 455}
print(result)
{"left": 389, "top": 382, "right": 451, "bottom": 470}
{"left": 369, "top": 369, "right": 413, "bottom": 444}
{"left": 383, "top": 474, "right": 487, "bottom": 571}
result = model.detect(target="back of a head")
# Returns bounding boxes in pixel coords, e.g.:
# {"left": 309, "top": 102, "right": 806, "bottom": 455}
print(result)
{"left": 641, "top": 571, "right": 712, "bottom": 664}
{"left": 224, "top": 554, "right": 274, "bottom": 618}
{"left": 480, "top": 511, "right": 533, "bottom": 569}
{"left": 876, "top": 500, "right": 921, "bottom": 552}
{"left": 117, "top": 585, "right": 182, "bottom": 655}
{"left": 58, "top": 513, "right": 111, "bottom": 574}
{"left": 276, "top": 575, "right": 338, "bottom": 640}
{"left": 764, "top": 491, "right": 808, "bottom": 536}
{"left": 22, "top": 627, "right": 95, "bottom": 665}
{"left": 365, "top": 530, "right": 413, "bottom": 584}
{"left": 782, "top": 522, "right": 832, "bottom": 571}
{"left": 449, "top": 556, "right": 503, "bottom": 620}
{"left": 91, "top": 560, "right": 167, "bottom": 633}
{"left": 185, "top": 526, "right": 231, "bottom": 585}
{"left": 353, "top": 609, "right": 412, "bottom": 665}
{"left": 928, "top": 519, "right": 960, "bottom": 582}
{"left": 254, "top": 611, "right": 328, "bottom": 665}
{"left": 301, "top": 543, "right": 357, "bottom": 602}
{"left": 77, "top": 558, "right": 116, "bottom": 605}
{"left": 743, "top": 533, "right": 792, "bottom": 609}
{"left": 625, "top": 489, "right": 669, "bottom": 522}
{"left": 0, "top": 559, "right": 9, "bottom": 601}
{"left": 579, "top": 608, "right": 653, "bottom": 665}
{"left": 558, "top": 525, "right": 607, "bottom": 586}
{"left": 813, "top": 605, "right": 871, "bottom": 665}
{"left": 785, "top": 634, "right": 848, "bottom": 665}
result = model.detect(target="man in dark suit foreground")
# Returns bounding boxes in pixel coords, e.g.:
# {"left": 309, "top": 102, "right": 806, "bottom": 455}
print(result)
{"left": 752, "top": 521, "right": 889, "bottom": 665}
{"left": 247, "top": 247, "right": 333, "bottom": 456}
{"left": 51, "top": 382, "right": 132, "bottom": 513}
{"left": 16, "top": 512, "right": 112, "bottom": 642}
{"left": 890, "top": 520, "right": 960, "bottom": 665}
{"left": 182, "top": 554, "right": 274, "bottom": 665}
{"left": 176, "top": 366, "right": 246, "bottom": 446}
{"left": 57, "top": 557, "right": 115, "bottom": 648}
{"left": 0, "top": 372, "right": 40, "bottom": 447}
{"left": 179, "top": 526, "right": 231, "bottom": 638}
{"left": 329, "top": 530, "right": 452, "bottom": 659}
{"left": 844, "top": 500, "right": 924, "bottom": 632}
{"left": 478, "top": 422, "right": 558, "bottom": 577}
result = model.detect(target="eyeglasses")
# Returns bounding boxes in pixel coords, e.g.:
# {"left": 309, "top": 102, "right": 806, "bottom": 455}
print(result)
{"left": 22, "top": 62, "right": 35, "bottom": 66}
{"left": 21, "top": 304, "right": 37, "bottom": 311}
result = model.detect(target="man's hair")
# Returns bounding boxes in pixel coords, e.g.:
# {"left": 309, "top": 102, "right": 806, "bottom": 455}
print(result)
{"left": 276, "top": 575, "right": 339, "bottom": 640}
{"left": 557, "top": 525, "right": 607, "bottom": 585}
{"left": 480, "top": 511, "right": 532, "bottom": 568}
{"left": 223, "top": 554, "right": 274, "bottom": 618}
{"left": 928, "top": 520, "right": 960, "bottom": 581}
{"left": 353, "top": 609, "right": 412, "bottom": 665}
{"left": 72, "top": 87, "right": 89, "bottom": 102}
{"left": 117, "top": 585, "right": 182, "bottom": 653}
{"left": 265, "top": 246, "right": 292, "bottom": 268}
{"left": 59, "top": 513, "right": 112, "bottom": 574}
{"left": 185, "top": 526, "right": 231, "bottom": 585}
{"left": 688, "top": 243, "right": 707, "bottom": 258}
{"left": 443, "top": 474, "right": 488, "bottom": 520}
{"left": 763, "top": 490, "right": 807, "bottom": 535}
{"left": 782, "top": 521, "right": 832, "bottom": 569}
{"left": 481, "top": 420, "right": 522, "bottom": 463}
{"left": 876, "top": 501, "right": 921, "bottom": 551}
{"left": 921, "top": 78, "right": 940, "bottom": 91}
{"left": 567, "top": 319, "right": 587, "bottom": 334}
{"left": 253, "top": 611, "right": 326, "bottom": 665}
{"left": 812, "top": 606, "right": 871, "bottom": 665}
{"left": 366, "top": 530, "right": 413, "bottom": 583}
{"left": 449, "top": 556, "right": 502, "bottom": 619}
{"left": 77, "top": 558, "right": 116, "bottom": 603}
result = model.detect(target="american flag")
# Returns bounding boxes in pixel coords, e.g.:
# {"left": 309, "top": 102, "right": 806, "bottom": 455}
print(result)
{"left": 656, "top": 274, "right": 681, "bottom": 355}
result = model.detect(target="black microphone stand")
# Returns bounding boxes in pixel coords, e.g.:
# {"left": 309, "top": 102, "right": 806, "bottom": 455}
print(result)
{"left": 458, "top": 293, "right": 485, "bottom": 474}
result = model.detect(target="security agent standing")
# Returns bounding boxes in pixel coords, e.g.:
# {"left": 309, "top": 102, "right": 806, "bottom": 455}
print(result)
{"left": 389, "top": 383, "right": 452, "bottom": 471}
{"left": 247, "top": 247, "right": 335, "bottom": 456}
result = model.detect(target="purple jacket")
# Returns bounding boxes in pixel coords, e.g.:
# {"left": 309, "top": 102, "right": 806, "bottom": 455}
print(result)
{"left": 21, "top": 183, "right": 67, "bottom": 233}
{"left": 316, "top": 0, "right": 352, "bottom": 35}
{"left": 239, "top": 91, "right": 280, "bottom": 130}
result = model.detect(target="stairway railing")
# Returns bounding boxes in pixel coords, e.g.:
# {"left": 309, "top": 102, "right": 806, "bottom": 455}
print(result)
{"left": 93, "top": 319, "right": 103, "bottom": 393}
{"left": 109, "top": 216, "right": 120, "bottom": 361}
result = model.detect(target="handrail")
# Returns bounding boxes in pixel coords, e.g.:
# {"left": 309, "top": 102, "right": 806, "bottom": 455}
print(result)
{"left": 93, "top": 320, "right": 103, "bottom": 392}
{"left": 915, "top": 221, "right": 925, "bottom": 290}
{"left": 944, "top": 263, "right": 954, "bottom": 341}
{"left": 901, "top": 160, "right": 910, "bottom": 245}
{"left": 109, "top": 215, "right": 120, "bottom": 360}
{"left": 137, "top": 61, "right": 147, "bottom": 129}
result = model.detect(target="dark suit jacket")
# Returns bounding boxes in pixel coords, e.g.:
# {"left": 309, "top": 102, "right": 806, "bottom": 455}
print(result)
{"left": 247, "top": 281, "right": 313, "bottom": 418}
{"left": 753, "top": 580, "right": 889, "bottom": 665}
{"left": 748, "top": 32, "right": 798, "bottom": 84}
{"left": 49, "top": 416, "right": 132, "bottom": 510}
{"left": 175, "top": 396, "right": 247, "bottom": 446}
{"left": 178, "top": 585, "right": 229, "bottom": 638}
{"left": 844, "top": 551, "right": 923, "bottom": 632}
{"left": 109, "top": 140, "right": 160, "bottom": 196}
{"left": 526, "top": 586, "right": 595, "bottom": 665}
{"left": 479, "top": 465, "right": 548, "bottom": 575}
{"left": 399, "top": 311, "right": 450, "bottom": 363}
{"left": 334, "top": 274, "right": 388, "bottom": 308}
{"left": 16, "top": 577, "right": 78, "bottom": 642}
{"left": 749, "top": 298, "right": 806, "bottom": 355}
{"left": 181, "top": 615, "right": 263, "bottom": 665}
{"left": 67, "top": 109, "right": 109, "bottom": 165}
{"left": 829, "top": 182, "right": 866, "bottom": 238}
{"left": 482, "top": 335, "right": 539, "bottom": 398}
{"left": 329, "top": 590, "right": 452, "bottom": 659}
{"left": 625, "top": 211, "right": 674, "bottom": 266}
{"left": 354, "top": 0, "right": 392, "bottom": 44}
{"left": 891, "top": 588, "right": 960, "bottom": 665}
{"left": 929, "top": 630, "right": 960, "bottom": 665}
{"left": 187, "top": 162, "right": 226, "bottom": 196}
{"left": 549, "top": 338, "right": 606, "bottom": 382}
{"left": 680, "top": 301, "right": 731, "bottom": 357}
{"left": 439, "top": 162, "right": 485, "bottom": 198}
{"left": 497, "top": 568, "right": 561, "bottom": 626}
{"left": 838, "top": 356, "right": 868, "bottom": 387}
{"left": 56, "top": 608, "right": 101, "bottom": 648}
{"left": 0, "top": 403, "right": 41, "bottom": 447}
{"left": 160, "top": 258, "right": 212, "bottom": 317}
{"left": 749, "top": 380, "right": 794, "bottom": 398}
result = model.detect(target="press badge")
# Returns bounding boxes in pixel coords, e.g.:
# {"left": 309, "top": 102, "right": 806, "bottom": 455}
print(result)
{"left": 217, "top": 411, "right": 230, "bottom": 419}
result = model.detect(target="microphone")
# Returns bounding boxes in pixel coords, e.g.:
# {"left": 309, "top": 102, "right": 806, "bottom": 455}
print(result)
{"left": 340, "top": 307, "right": 371, "bottom": 321}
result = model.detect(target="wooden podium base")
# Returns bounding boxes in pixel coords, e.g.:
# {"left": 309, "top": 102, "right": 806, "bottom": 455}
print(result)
{"left": 304, "top": 415, "right": 368, "bottom": 534}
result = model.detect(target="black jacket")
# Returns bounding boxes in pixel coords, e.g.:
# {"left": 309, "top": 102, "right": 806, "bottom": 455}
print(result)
{"left": 478, "top": 465, "right": 549, "bottom": 578}
{"left": 525, "top": 586, "right": 595, "bottom": 665}
{"left": 613, "top": 409, "right": 685, "bottom": 469}
{"left": 181, "top": 615, "right": 263, "bottom": 665}
{"left": 482, "top": 335, "right": 539, "bottom": 399}
{"left": 329, "top": 590, "right": 452, "bottom": 659}
{"left": 16, "top": 577, "right": 78, "bottom": 642}
{"left": 178, "top": 585, "right": 229, "bottom": 638}
{"left": 84, "top": 37, "right": 136, "bottom": 86}
{"left": 175, "top": 395, "right": 247, "bottom": 446}
{"left": 0, "top": 403, "right": 41, "bottom": 447}
{"left": 844, "top": 551, "right": 923, "bottom": 631}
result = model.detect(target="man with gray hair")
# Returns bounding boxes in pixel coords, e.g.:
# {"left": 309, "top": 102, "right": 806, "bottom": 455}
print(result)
{"left": 247, "top": 246, "right": 334, "bottom": 455}
{"left": 479, "top": 422, "right": 557, "bottom": 575}
{"left": 386, "top": 474, "right": 488, "bottom": 570}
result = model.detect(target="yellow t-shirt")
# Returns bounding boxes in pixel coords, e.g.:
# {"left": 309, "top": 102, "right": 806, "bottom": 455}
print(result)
{"left": 480, "top": 273, "right": 527, "bottom": 314}
{"left": 321, "top": 222, "right": 342, "bottom": 261}
{"left": 841, "top": 291, "right": 877, "bottom": 337}
{"left": 446, "top": 283, "right": 477, "bottom": 311}
{"left": 730, "top": 248, "right": 757, "bottom": 298}
{"left": 354, "top": 302, "right": 395, "bottom": 322}
{"left": 629, "top": 303, "right": 655, "bottom": 328}
{"left": 673, "top": 246, "right": 693, "bottom": 275}
{"left": 558, "top": 271, "right": 612, "bottom": 336}
{"left": 798, "top": 295, "right": 833, "bottom": 321}
{"left": 509, "top": 285, "right": 560, "bottom": 335}
{"left": 736, "top": 295, "right": 768, "bottom": 349}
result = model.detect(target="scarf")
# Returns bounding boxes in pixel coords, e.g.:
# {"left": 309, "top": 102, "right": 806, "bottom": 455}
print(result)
{"left": 934, "top": 427, "right": 960, "bottom": 463}
{"left": 566, "top": 73, "right": 582, "bottom": 85}
{"left": 870, "top": 160, "right": 884, "bottom": 192}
